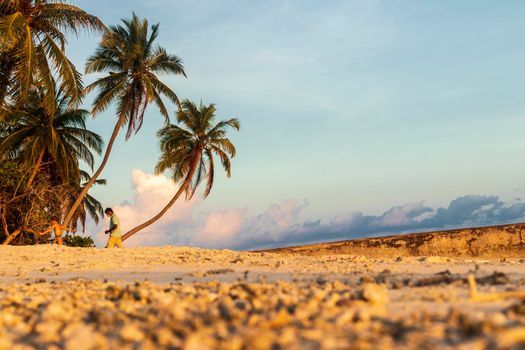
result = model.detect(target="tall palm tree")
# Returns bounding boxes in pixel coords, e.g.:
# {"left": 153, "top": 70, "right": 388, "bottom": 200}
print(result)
{"left": 121, "top": 100, "right": 239, "bottom": 241}
{"left": 0, "top": 0, "right": 105, "bottom": 110}
{"left": 0, "top": 88, "right": 103, "bottom": 190}
{"left": 63, "top": 13, "right": 186, "bottom": 226}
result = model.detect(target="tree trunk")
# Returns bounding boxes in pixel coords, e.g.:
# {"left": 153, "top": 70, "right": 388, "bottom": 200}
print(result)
{"left": 25, "top": 147, "right": 45, "bottom": 190}
{"left": 2, "top": 228, "right": 21, "bottom": 245}
{"left": 121, "top": 154, "right": 200, "bottom": 242}
{"left": 62, "top": 115, "right": 125, "bottom": 227}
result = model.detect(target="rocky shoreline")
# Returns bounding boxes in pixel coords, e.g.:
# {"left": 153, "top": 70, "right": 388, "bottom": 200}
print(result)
{"left": 261, "top": 223, "right": 525, "bottom": 258}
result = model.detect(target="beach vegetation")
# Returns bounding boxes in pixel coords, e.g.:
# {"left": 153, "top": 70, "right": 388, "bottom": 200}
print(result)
{"left": 0, "top": 87, "right": 103, "bottom": 190}
{"left": 0, "top": 6, "right": 238, "bottom": 245}
{"left": 63, "top": 234, "right": 95, "bottom": 247}
{"left": 0, "top": 160, "right": 104, "bottom": 245}
{"left": 0, "top": 88, "right": 105, "bottom": 244}
{"left": 0, "top": 160, "right": 67, "bottom": 244}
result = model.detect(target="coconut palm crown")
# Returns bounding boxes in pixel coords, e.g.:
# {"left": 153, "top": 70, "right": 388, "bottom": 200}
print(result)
{"left": 0, "top": 88, "right": 103, "bottom": 189}
{"left": 85, "top": 13, "right": 186, "bottom": 139}
{"left": 0, "top": 0, "right": 105, "bottom": 110}
{"left": 156, "top": 100, "right": 240, "bottom": 199}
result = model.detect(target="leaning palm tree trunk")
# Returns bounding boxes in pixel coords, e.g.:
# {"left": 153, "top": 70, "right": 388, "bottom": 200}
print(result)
{"left": 121, "top": 156, "right": 199, "bottom": 241}
{"left": 63, "top": 116, "right": 125, "bottom": 226}
{"left": 24, "top": 148, "right": 46, "bottom": 190}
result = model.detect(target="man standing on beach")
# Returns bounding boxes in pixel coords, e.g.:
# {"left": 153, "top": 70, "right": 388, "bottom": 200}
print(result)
{"left": 104, "top": 208, "right": 123, "bottom": 248}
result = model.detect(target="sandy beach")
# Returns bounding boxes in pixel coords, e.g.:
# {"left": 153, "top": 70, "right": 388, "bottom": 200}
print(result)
{"left": 0, "top": 243, "right": 524, "bottom": 349}
{"left": 3, "top": 0, "right": 525, "bottom": 349}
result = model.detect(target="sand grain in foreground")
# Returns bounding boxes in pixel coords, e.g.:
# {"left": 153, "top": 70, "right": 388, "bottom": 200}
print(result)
{"left": 0, "top": 245, "right": 524, "bottom": 349}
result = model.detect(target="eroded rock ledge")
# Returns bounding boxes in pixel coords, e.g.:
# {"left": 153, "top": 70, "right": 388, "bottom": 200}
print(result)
{"left": 261, "top": 223, "right": 525, "bottom": 258}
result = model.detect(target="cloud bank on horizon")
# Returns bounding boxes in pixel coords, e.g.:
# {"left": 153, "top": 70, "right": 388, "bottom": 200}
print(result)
{"left": 92, "top": 170, "right": 525, "bottom": 250}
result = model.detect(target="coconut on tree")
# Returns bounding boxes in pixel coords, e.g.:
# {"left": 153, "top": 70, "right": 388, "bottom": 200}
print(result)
{"left": 63, "top": 13, "right": 186, "bottom": 227}
{"left": 122, "top": 99, "right": 239, "bottom": 241}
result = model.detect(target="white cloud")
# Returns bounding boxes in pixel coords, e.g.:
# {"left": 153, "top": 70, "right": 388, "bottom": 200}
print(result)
{"left": 193, "top": 208, "right": 247, "bottom": 248}
{"left": 379, "top": 202, "right": 432, "bottom": 226}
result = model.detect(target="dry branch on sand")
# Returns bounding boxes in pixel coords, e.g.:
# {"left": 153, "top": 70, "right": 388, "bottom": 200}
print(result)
{"left": 468, "top": 274, "right": 525, "bottom": 302}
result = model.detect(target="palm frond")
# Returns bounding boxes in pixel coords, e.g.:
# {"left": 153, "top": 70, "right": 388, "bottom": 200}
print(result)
{"left": 211, "top": 145, "right": 232, "bottom": 177}
{"left": 203, "top": 148, "right": 215, "bottom": 198}
{"left": 0, "top": 86, "right": 104, "bottom": 185}
{"left": 1, "top": 1, "right": 103, "bottom": 110}
{"left": 13, "top": 26, "right": 34, "bottom": 104}
{"left": 38, "top": 3, "right": 106, "bottom": 34}
{"left": 0, "top": 12, "right": 27, "bottom": 51}
{"left": 41, "top": 33, "right": 83, "bottom": 106}
{"left": 88, "top": 78, "right": 126, "bottom": 115}
{"left": 149, "top": 46, "right": 186, "bottom": 77}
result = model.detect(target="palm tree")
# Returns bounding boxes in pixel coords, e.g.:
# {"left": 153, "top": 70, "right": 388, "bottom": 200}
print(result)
{"left": 0, "top": 88, "right": 103, "bottom": 191}
{"left": 0, "top": 0, "right": 105, "bottom": 110}
{"left": 63, "top": 13, "right": 186, "bottom": 226}
{"left": 121, "top": 100, "right": 239, "bottom": 241}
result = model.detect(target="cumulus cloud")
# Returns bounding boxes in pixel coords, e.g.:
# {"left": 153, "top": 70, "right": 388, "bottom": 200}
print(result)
{"left": 89, "top": 170, "right": 525, "bottom": 250}
{"left": 193, "top": 208, "right": 247, "bottom": 248}
{"left": 92, "top": 170, "right": 200, "bottom": 247}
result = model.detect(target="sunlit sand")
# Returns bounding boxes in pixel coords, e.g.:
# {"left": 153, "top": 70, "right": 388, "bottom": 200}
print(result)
{"left": 1, "top": 229, "right": 524, "bottom": 349}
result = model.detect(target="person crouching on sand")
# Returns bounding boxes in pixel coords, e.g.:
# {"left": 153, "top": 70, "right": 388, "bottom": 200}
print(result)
{"left": 39, "top": 217, "right": 75, "bottom": 245}
{"left": 104, "top": 208, "right": 123, "bottom": 248}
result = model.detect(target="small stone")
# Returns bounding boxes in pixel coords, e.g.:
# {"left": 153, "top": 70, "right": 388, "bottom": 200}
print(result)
{"left": 121, "top": 324, "right": 145, "bottom": 342}
{"left": 65, "top": 325, "right": 99, "bottom": 350}
{"left": 0, "top": 336, "right": 13, "bottom": 350}
{"left": 361, "top": 283, "right": 389, "bottom": 306}
{"left": 419, "top": 256, "right": 448, "bottom": 264}
{"left": 270, "top": 309, "right": 291, "bottom": 328}
{"left": 360, "top": 274, "right": 375, "bottom": 284}
{"left": 391, "top": 280, "right": 404, "bottom": 289}
{"left": 206, "top": 268, "right": 234, "bottom": 275}
{"left": 36, "top": 321, "right": 62, "bottom": 343}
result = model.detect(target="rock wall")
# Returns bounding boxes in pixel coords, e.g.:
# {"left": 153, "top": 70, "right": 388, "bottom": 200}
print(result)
{"left": 262, "top": 223, "right": 525, "bottom": 258}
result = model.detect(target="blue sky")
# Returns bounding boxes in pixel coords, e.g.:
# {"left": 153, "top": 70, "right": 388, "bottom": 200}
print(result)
{"left": 66, "top": 1, "right": 525, "bottom": 248}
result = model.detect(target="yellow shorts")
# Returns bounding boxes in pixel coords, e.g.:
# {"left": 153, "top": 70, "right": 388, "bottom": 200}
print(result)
{"left": 106, "top": 236, "right": 123, "bottom": 248}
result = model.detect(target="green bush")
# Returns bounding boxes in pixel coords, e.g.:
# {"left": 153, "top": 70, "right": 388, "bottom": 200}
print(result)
{"left": 63, "top": 235, "right": 95, "bottom": 248}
